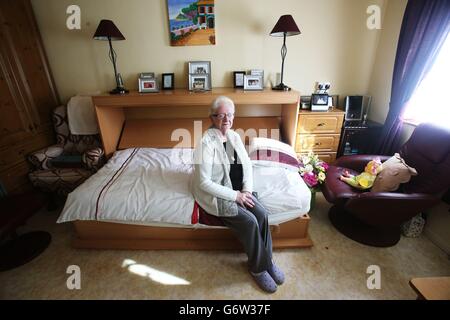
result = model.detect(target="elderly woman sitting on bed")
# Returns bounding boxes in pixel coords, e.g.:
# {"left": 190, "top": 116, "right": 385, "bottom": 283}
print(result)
{"left": 192, "top": 95, "right": 285, "bottom": 293}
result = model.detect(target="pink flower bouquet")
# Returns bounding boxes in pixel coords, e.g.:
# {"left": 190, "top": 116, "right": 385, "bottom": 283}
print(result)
{"left": 298, "top": 152, "right": 329, "bottom": 190}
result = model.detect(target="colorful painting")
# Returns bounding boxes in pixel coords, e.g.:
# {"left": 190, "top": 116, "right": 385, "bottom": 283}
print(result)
{"left": 167, "top": 0, "right": 215, "bottom": 46}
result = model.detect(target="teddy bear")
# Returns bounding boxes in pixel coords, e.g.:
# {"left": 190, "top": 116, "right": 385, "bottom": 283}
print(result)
{"left": 371, "top": 153, "right": 417, "bottom": 192}
{"left": 339, "top": 157, "right": 383, "bottom": 190}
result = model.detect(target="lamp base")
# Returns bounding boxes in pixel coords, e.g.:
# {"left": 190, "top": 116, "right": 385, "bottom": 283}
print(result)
{"left": 272, "top": 83, "right": 291, "bottom": 91}
{"left": 110, "top": 87, "right": 129, "bottom": 94}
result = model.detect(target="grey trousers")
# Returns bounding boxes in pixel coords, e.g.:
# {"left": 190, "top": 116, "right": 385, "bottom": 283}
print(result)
{"left": 220, "top": 195, "right": 273, "bottom": 273}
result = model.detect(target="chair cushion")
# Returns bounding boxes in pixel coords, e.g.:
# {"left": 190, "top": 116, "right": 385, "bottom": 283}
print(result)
{"left": 29, "top": 168, "right": 92, "bottom": 196}
{"left": 50, "top": 155, "right": 83, "bottom": 168}
{"left": 400, "top": 124, "right": 450, "bottom": 194}
{"left": 52, "top": 105, "right": 102, "bottom": 155}
{"left": 401, "top": 123, "right": 450, "bottom": 164}
{"left": 321, "top": 166, "right": 365, "bottom": 204}
{"left": 372, "top": 153, "right": 417, "bottom": 192}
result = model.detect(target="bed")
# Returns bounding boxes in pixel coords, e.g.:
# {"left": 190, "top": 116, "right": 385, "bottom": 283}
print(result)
{"left": 60, "top": 88, "right": 312, "bottom": 250}
{"left": 59, "top": 146, "right": 312, "bottom": 249}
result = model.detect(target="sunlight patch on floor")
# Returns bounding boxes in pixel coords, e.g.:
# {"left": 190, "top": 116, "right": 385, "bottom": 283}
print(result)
{"left": 122, "top": 259, "right": 191, "bottom": 285}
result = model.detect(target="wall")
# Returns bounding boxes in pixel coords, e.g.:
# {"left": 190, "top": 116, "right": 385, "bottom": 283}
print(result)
{"left": 367, "top": 0, "right": 407, "bottom": 124}
{"left": 31, "top": 0, "right": 385, "bottom": 104}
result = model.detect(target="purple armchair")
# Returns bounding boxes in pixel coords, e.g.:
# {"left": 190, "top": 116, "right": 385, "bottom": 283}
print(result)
{"left": 322, "top": 123, "right": 450, "bottom": 247}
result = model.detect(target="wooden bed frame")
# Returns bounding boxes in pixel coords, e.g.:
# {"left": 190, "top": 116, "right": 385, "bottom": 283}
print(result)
{"left": 73, "top": 217, "right": 312, "bottom": 250}
{"left": 72, "top": 88, "right": 312, "bottom": 250}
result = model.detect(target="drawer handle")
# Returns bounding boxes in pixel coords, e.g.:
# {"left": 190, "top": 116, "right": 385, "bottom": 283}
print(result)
{"left": 317, "top": 123, "right": 326, "bottom": 127}
{"left": 314, "top": 142, "right": 321, "bottom": 146}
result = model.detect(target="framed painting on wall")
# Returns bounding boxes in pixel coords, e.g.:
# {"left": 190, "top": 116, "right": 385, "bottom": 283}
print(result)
{"left": 167, "top": 0, "right": 216, "bottom": 46}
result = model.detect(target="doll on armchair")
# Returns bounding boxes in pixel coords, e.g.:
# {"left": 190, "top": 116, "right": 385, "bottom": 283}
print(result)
{"left": 339, "top": 157, "right": 383, "bottom": 190}
{"left": 339, "top": 153, "right": 418, "bottom": 192}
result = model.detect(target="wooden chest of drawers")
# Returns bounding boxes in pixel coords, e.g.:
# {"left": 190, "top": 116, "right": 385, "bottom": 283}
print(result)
{"left": 295, "top": 108, "right": 345, "bottom": 163}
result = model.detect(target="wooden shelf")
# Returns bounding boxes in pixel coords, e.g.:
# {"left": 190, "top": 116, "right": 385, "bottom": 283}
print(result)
{"left": 93, "top": 88, "right": 300, "bottom": 157}
{"left": 118, "top": 117, "right": 280, "bottom": 150}
{"left": 298, "top": 107, "right": 345, "bottom": 115}
{"left": 93, "top": 88, "right": 300, "bottom": 107}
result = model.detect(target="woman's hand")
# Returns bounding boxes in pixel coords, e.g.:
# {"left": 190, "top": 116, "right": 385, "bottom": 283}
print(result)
{"left": 236, "top": 191, "right": 255, "bottom": 208}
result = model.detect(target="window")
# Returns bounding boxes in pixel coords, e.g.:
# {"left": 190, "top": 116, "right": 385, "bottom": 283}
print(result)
{"left": 401, "top": 32, "right": 450, "bottom": 128}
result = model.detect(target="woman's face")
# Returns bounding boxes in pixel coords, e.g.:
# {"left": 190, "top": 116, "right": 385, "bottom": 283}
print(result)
{"left": 210, "top": 103, "right": 234, "bottom": 135}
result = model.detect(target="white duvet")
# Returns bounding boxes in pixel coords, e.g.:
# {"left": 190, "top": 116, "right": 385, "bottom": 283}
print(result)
{"left": 58, "top": 148, "right": 311, "bottom": 226}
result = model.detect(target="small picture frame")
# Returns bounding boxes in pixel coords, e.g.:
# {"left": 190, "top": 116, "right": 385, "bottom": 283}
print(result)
{"left": 188, "top": 61, "right": 211, "bottom": 91}
{"left": 189, "top": 74, "right": 211, "bottom": 91}
{"left": 138, "top": 77, "right": 159, "bottom": 93}
{"left": 300, "top": 96, "right": 311, "bottom": 110}
{"left": 311, "top": 93, "right": 329, "bottom": 105}
{"left": 162, "top": 73, "right": 174, "bottom": 90}
{"left": 250, "top": 69, "right": 264, "bottom": 77}
{"left": 233, "top": 71, "right": 245, "bottom": 88}
{"left": 250, "top": 69, "right": 264, "bottom": 87}
{"left": 330, "top": 94, "right": 339, "bottom": 107}
{"left": 140, "top": 72, "right": 155, "bottom": 79}
{"left": 243, "top": 75, "right": 263, "bottom": 91}
{"left": 188, "top": 61, "right": 211, "bottom": 75}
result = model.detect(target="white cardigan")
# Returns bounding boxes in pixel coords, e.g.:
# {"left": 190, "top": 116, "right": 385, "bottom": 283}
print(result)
{"left": 192, "top": 128, "right": 253, "bottom": 216}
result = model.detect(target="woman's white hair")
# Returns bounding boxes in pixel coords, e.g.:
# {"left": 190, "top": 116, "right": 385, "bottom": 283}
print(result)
{"left": 210, "top": 96, "right": 235, "bottom": 115}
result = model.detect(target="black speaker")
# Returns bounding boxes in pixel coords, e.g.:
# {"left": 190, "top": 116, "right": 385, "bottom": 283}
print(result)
{"left": 344, "top": 95, "right": 371, "bottom": 122}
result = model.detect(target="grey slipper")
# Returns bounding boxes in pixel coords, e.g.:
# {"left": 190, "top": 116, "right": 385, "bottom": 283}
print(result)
{"left": 251, "top": 271, "right": 277, "bottom": 293}
{"left": 268, "top": 263, "right": 285, "bottom": 285}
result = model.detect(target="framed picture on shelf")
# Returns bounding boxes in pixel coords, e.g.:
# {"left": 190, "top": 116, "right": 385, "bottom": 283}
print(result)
{"left": 233, "top": 71, "right": 245, "bottom": 88}
{"left": 300, "top": 95, "right": 311, "bottom": 110}
{"left": 188, "top": 61, "right": 211, "bottom": 91}
{"left": 162, "top": 73, "right": 174, "bottom": 90}
{"left": 330, "top": 94, "right": 339, "bottom": 107}
{"left": 311, "top": 93, "right": 329, "bottom": 105}
{"left": 243, "top": 75, "right": 263, "bottom": 90}
{"left": 188, "top": 61, "right": 211, "bottom": 75}
{"left": 189, "top": 74, "right": 211, "bottom": 91}
{"left": 250, "top": 69, "right": 264, "bottom": 87}
{"left": 138, "top": 77, "right": 159, "bottom": 93}
{"left": 140, "top": 72, "right": 155, "bottom": 79}
{"left": 250, "top": 69, "right": 264, "bottom": 76}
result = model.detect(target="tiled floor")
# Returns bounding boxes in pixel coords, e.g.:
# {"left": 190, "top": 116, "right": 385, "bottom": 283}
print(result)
{"left": 1, "top": 192, "right": 449, "bottom": 299}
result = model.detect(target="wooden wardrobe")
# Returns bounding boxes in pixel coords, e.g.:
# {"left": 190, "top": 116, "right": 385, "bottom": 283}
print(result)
{"left": 0, "top": 0, "right": 59, "bottom": 194}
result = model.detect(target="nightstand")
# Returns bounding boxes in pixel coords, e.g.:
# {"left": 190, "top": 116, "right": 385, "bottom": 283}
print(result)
{"left": 337, "top": 120, "right": 383, "bottom": 157}
{"left": 296, "top": 108, "right": 345, "bottom": 163}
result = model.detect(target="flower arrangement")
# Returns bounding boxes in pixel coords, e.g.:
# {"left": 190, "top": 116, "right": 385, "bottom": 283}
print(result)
{"left": 298, "top": 152, "right": 329, "bottom": 190}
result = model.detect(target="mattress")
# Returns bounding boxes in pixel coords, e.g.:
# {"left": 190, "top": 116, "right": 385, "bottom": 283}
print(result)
{"left": 58, "top": 148, "right": 311, "bottom": 227}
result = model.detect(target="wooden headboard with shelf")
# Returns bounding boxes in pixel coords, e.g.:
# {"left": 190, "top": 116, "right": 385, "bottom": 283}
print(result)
{"left": 118, "top": 117, "right": 281, "bottom": 149}
{"left": 92, "top": 88, "right": 300, "bottom": 158}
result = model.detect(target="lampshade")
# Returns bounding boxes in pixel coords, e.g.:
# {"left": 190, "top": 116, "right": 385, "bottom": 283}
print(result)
{"left": 93, "top": 19, "right": 125, "bottom": 40}
{"left": 270, "top": 15, "right": 301, "bottom": 37}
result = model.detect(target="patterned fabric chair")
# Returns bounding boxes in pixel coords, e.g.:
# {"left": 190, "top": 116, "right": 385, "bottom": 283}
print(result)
{"left": 28, "top": 105, "right": 105, "bottom": 196}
